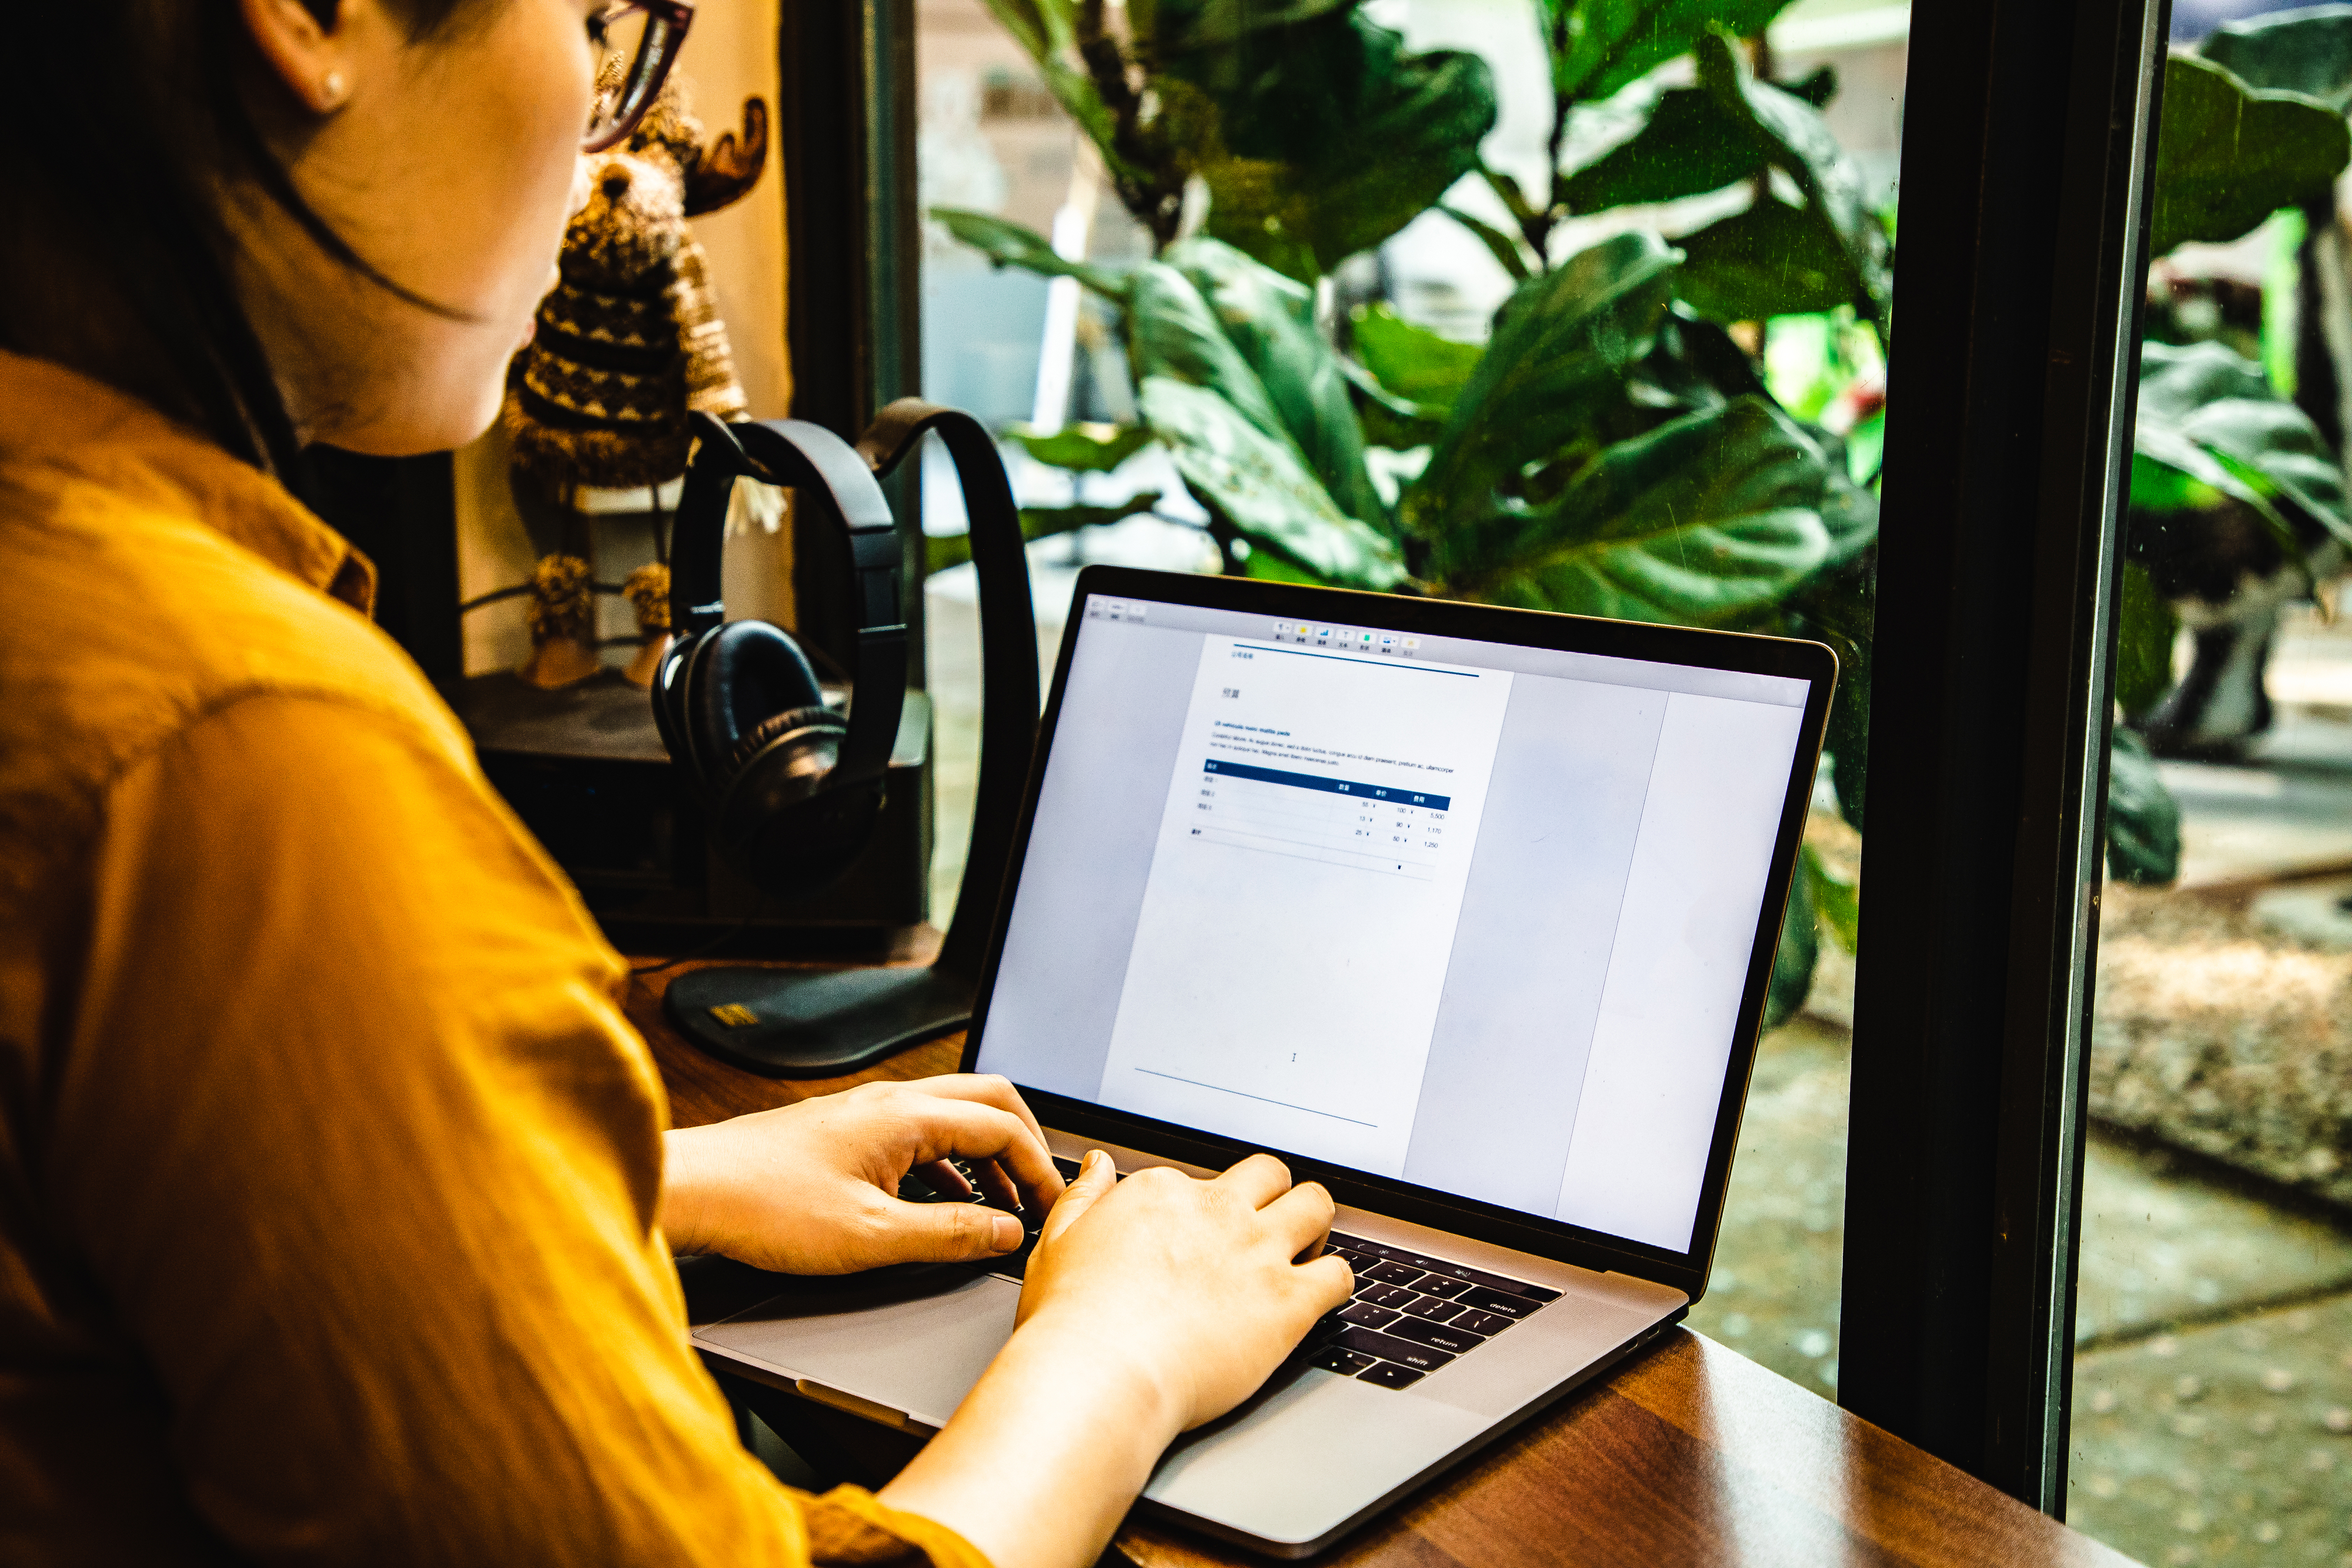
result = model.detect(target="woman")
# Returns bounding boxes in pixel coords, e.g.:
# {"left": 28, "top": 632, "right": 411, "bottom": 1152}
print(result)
{"left": 0, "top": 3, "right": 1352, "bottom": 1565}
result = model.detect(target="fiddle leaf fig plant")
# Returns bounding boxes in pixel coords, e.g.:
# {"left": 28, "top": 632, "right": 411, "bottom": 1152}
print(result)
{"left": 938, "top": 0, "right": 1885, "bottom": 1018}
{"left": 937, "top": 0, "right": 2324, "bottom": 1005}
{"left": 1558, "top": 32, "right": 1889, "bottom": 326}
{"left": 945, "top": 0, "right": 1912, "bottom": 1008}
{"left": 969, "top": 0, "right": 1499, "bottom": 278}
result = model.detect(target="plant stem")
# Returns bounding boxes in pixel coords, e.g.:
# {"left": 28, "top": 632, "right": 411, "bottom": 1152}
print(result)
{"left": 1075, "top": 1, "right": 1185, "bottom": 246}
{"left": 1538, "top": 8, "right": 1572, "bottom": 263}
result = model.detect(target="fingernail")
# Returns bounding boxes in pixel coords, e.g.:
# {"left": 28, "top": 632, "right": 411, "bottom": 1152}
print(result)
{"left": 990, "top": 1213, "right": 1023, "bottom": 1251}
{"left": 1085, "top": 1149, "right": 1108, "bottom": 1176}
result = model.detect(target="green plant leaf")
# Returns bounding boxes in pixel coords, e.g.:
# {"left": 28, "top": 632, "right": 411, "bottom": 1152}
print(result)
{"left": 1481, "top": 162, "right": 1541, "bottom": 226}
{"left": 1546, "top": 0, "right": 1796, "bottom": 103}
{"left": 2127, "top": 450, "right": 2227, "bottom": 513}
{"left": 1141, "top": 239, "right": 1389, "bottom": 529}
{"left": 1010, "top": 422, "right": 1155, "bottom": 472}
{"left": 1776, "top": 524, "right": 1873, "bottom": 830}
{"left": 1844, "top": 406, "right": 1885, "bottom": 486}
{"left": 1176, "top": 13, "right": 1498, "bottom": 279}
{"left": 1137, "top": 377, "right": 1408, "bottom": 587}
{"left": 1351, "top": 305, "right": 1484, "bottom": 416}
{"left": 924, "top": 492, "right": 1165, "bottom": 573}
{"left": 1560, "top": 78, "right": 1765, "bottom": 211}
{"left": 2134, "top": 423, "right": 2312, "bottom": 574}
{"left": 1409, "top": 230, "right": 1682, "bottom": 534}
{"left": 1351, "top": 382, "right": 1451, "bottom": 450}
{"left": 1118, "top": 242, "right": 1394, "bottom": 574}
{"left": 1628, "top": 308, "right": 1773, "bottom": 416}
{"left": 1146, "top": 0, "right": 1354, "bottom": 53}
{"left": 1804, "top": 841, "right": 1859, "bottom": 955}
{"left": 1674, "top": 195, "right": 1873, "bottom": 321}
{"left": 2114, "top": 560, "right": 2180, "bottom": 719}
{"left": 1814, "top": 460, "right": 1879, "bottom": 571}
{"left": 1778, "top": 63, "right": 1838, "bottom": 109}
{"left": 2105, "top": 726, "right": 2181, "bottom": 886}
{"left": 1439, "top": 204, "right": 1535, "bottom": 282}
{"left": 1763, "top": 841, "right": 1819, "bottom": 1029}
{"left": 2133, "top": 340, "right": 2352, "bottom": 561}
{"left": 1126, "top": 256, "right": 1288, "bottom": 432}
{"left": 929, "top": 208, "right": 1131, "bottom": 297}
{"left": 2198, "top": 5, "right": 2352, "bottom": 112}
{"left": 1426, "top": 397, "right": 1835, "bottom": 627}
{"left": 1338, "top": 353, "right": 1445, "bottom": 437}
{"left": 1562, "top": 34, "right": 1888, "bottom": 321}
{"left": 2180, "top": 412, "right": 2350, "bottom": 547}
{"left": 1238, "top": 547, "right": 1331, "bottom": 583}
{"left": 2150, "top": 55, "right": 2348, "bottom": 257}
{"left": 1024, "top": 496, "right": 1165, "bottom": 534}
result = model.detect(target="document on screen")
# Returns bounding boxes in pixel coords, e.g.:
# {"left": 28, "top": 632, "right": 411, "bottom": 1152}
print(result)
{"left": 1094, "top": 636, "right": 1514, "bottom": 1175}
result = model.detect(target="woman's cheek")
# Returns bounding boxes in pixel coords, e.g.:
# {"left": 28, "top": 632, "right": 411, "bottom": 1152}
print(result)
{"left": 478, "top": 5, "right": 594, "bottom": 317}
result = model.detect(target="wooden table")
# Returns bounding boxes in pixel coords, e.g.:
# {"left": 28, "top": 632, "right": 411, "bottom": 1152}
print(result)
{"left": 630, "top": 959, "right": 2132, "bottom": 1568}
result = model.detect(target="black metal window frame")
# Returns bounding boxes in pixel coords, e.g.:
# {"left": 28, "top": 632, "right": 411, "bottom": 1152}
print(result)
{"left": 778, "top": 0, "right": 923, "bottom": 678}
{"left": 827, "top": 0, "right": 2176, "bottom": 1514}
{"left": 1843, "top": 0, "right": 2169, "bottom": 1513}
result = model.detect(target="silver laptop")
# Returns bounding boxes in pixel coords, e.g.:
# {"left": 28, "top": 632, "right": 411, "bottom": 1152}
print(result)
{"left": 690, "top": 566, "right": 1836, "bottom": 1557}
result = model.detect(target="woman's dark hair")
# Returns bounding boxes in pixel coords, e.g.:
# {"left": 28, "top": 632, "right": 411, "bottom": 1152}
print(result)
{"left": 7, "top": 2, "right": 480, "bottom": 486}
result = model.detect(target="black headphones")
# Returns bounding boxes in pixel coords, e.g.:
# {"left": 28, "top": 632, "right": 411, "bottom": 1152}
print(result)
{"left": 654, "top": 405, "right": 1034, "bottom": 921}
{"left": 653, "top": 412, "right": 909, "bottom": 896}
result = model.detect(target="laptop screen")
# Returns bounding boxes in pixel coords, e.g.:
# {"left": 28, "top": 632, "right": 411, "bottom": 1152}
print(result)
{"left": 971, "top": 586, "right": 1818, "bottom": 1258}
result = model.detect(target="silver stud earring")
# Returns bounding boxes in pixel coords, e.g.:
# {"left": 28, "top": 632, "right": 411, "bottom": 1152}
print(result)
{"left": 320, "top": 71, "right": 348, "bottom": 108}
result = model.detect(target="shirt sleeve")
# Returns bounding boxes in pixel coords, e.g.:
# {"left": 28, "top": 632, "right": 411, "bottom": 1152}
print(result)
{"left": 50, "top": 693, "right": 990, "bottom": 1568}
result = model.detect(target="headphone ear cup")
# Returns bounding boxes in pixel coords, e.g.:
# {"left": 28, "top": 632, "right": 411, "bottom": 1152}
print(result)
{"left": 678, "top": 620, "right": 876, "bottom": 895}
{"left": 649, "top": 630, "right": 701, "bottom": 768}
{"left": 717, "top": 707, "right": 880, "bottom": 894}
{"left": 679, "top": 620, "right": 826, "bottom": 794}
{"left": 726, "top": 704, "right": 842, "bottom": 781}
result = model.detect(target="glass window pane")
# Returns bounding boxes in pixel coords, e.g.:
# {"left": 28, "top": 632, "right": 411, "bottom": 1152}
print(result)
{"left": 2074, "top": 4, "right": 2352, "bottom": 1561}
{"left": 916, "top": 0, "right": 1902, "bottom": 1399}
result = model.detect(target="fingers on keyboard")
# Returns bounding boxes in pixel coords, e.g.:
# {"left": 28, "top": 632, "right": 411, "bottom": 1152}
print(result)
{"left": 1307, "top": 1236, "right": 1552, "bottom": 1389}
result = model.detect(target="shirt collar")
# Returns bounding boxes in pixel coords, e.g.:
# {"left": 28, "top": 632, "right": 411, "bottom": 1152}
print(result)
{"left": 0, "top": 349, "right": 377, "bottom": 614}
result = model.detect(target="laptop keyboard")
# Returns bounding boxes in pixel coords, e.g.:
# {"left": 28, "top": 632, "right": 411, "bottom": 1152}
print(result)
{"left": 902, "top": 1157, "right": 1557, "bottom": 1389}
{"left": 1305, "top": 1233, "right": 1559, "bottom": 1389}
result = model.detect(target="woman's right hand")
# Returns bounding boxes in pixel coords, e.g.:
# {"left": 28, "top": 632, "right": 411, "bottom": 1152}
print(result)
{"left": 877, "top": 1151, "right": 1353, "bottom": 1568}
{"left": 1017, "top": 1149, "right": 1355, "bottom": 1431}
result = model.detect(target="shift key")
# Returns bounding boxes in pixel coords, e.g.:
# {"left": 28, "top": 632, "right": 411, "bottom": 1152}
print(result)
{"left": 1336, "top": 1326, "right": 1455, "bottom": 1374}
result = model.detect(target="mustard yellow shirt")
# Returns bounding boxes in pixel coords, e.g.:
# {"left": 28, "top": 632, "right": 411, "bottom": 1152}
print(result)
{"left": 0, "top": 352, "right": 987, "bottom": 1567}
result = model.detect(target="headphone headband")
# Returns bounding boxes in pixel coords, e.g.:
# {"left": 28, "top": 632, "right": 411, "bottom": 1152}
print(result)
{"left": 855, "top": 402, "right": 1039, "bottom": 978}
{"left": 668, "top": 413, "right": 907, "bottom": 788}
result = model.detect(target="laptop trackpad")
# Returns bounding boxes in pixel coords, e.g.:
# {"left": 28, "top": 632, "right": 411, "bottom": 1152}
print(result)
{"left": 694, "top": 1268, "right": 1020, "bottom": 1431}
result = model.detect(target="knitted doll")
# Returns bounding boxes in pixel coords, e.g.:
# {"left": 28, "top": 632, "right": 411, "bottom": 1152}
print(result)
{"left": 505, "top": 74, "right": 768, "bottom": 504}
{"left": 499, "top": 76, "right": 767, "bottom": 692}
{"left": 517, "top": 553, "right": 602, "bottom": 689}
{"left": 621, "top": 561, "right": 671, "bottom": 687}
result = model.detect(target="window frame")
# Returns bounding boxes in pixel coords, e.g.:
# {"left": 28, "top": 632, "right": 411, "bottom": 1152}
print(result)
{"left": 779, "top": 0, "right": 925, "bottom": 677}
{"left": 1839, "top": 0, "right": 2167, "bottom": 1512}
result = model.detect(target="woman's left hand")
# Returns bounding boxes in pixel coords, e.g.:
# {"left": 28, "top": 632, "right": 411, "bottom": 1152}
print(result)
{"left": 659, "top": 1075, "right": 1067, "bottom": 1273}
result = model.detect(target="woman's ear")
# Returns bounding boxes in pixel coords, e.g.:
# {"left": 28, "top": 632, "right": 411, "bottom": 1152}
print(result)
{"left": 238, "top": 0, "right": 358, "bottom": 115}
